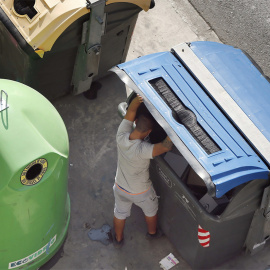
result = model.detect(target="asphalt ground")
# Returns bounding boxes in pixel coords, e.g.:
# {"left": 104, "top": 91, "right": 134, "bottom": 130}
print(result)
{"left": 41, "top": 0, "right": 270, "bottom": 269}
{"left": 187, "top": 0, "right": 270, "bottom": 77}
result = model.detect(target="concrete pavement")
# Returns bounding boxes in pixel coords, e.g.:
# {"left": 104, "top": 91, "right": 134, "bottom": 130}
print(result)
{"left": 127, "top": 0, "right": 220, "bottom": 61}
{"left": 41, "top": 0, "right": 270, "bottom": 269}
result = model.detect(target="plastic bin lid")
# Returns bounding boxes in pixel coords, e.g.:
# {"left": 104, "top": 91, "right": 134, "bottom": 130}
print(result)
{"left": 112, "top": 42, "right": 270, "bottom": 198}
{"left": 173, "top": 41, "right": 270, "bottom": 168}
{"left": 0, "top": 0, "right": 89, "bottom": 52}
{"left": 0, "top": 79, "right": 69, "bottom": 189}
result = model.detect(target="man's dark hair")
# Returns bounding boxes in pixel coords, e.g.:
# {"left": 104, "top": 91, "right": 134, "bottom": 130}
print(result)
{"left": 136, "top": 114, "right": 154, "bottom": 133}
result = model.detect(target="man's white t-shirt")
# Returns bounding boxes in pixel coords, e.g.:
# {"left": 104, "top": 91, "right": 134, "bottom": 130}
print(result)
{"left": 115, "top": 119, "right": 154, "bottom": 194}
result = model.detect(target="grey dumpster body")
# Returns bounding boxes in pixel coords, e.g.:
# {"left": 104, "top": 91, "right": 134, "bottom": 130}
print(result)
{"left": 113, "top": 41, "right": 270, "bottom": 268}
{"left": 0, "top": 0, "right": 154, "bottom": 100}
{"left": 150, "top": 155, "right": 267, "bottom": 268}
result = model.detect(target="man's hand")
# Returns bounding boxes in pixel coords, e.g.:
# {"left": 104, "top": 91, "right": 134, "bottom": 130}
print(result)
{"left": 124, "top": 94, "right": 143, "bottom": 122}
{"left": 130, "top": 94, "right": 143, "bottom": 106}
{"left": 152, "top": 136, "right": 173, "bottom": 157}
{"left": 136, "top": 94, "right": 143, "bottom": 103}
{"left": 161, "top": 136, "right": 173, "bottom": 150}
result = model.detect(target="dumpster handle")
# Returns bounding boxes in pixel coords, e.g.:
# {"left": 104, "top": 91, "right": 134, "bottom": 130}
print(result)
{"left": 0, "top": 90, "right": 9, "bottom": 112}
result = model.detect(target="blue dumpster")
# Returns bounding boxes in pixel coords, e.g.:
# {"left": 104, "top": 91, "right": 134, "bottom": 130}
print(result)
{"left": 112, "top": 41, "right": 270, "bottom": 269}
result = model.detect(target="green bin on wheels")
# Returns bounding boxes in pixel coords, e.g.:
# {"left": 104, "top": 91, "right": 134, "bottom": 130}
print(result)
{"left": 0, "top": 79, "right": 70, "bottom": 269}
{"left": 0, "top": 0, "right": 155, "bottom": 100}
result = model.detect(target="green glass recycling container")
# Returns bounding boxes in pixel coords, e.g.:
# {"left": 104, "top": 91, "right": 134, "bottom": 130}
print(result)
{"left": 0, "top": 79, "right": 70, "bottom": 269}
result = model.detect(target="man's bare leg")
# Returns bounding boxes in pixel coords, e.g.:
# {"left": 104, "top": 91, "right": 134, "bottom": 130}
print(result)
{"left": 145, "top": 214, "right": 157, "bottom": 234}
{"left": 113, "top": 216, "right": 125, "bottom": 241}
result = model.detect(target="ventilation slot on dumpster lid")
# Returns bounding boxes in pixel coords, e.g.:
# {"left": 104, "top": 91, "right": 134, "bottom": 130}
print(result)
{"left": 149, "top": 77, "right": 221, "bottom": 155}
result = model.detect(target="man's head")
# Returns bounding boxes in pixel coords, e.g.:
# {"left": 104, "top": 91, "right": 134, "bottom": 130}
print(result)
{"left": 135, "top": 114, "right": 154, "bottom": 135}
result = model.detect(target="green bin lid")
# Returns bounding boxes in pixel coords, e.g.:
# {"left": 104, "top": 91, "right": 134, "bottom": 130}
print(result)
{"left": 0, "top": 79, "right": 68, "bottom": 190}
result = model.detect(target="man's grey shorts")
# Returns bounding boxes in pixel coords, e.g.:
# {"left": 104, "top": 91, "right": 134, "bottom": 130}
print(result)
{"left": 113, "top": 184, "right": 158, "bottom": 219}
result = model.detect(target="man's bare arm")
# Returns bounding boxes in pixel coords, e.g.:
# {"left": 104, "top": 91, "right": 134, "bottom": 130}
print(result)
{"left": 161, "top": 136, "right": 173, "bottom": 149}
{"left": 124, "top": 94, "right": 143, "bottom": 122}
{"left": 152, "top": 136, "right": 173, "bottom": 157}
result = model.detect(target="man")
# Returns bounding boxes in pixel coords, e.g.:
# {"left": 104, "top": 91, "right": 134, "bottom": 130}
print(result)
{"left": 113, "top": 94, "right": 173, "bottom": 247}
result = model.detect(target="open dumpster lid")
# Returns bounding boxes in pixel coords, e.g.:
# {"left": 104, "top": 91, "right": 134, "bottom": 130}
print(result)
{"left": 173, "top": 41, "right": 270, "bottom": 168}
{"left": 112, "top": 41, "right": 270, "bottom": 198}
